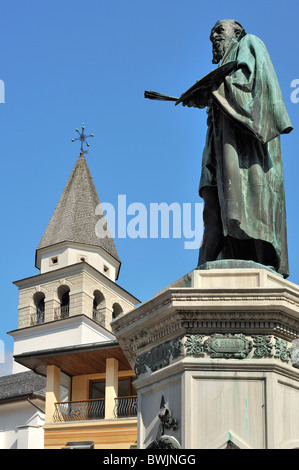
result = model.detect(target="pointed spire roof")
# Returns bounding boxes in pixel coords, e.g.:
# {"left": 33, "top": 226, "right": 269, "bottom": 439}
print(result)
{"left": 36, "top": 153, "right": 120, "bottom": 265}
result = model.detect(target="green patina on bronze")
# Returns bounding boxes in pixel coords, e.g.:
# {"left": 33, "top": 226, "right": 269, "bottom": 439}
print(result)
{"left": 274, "top": 337, "right": 291, "bottom": 363}
{"left": 290, "top": 340, "right": 299, "bottom": 369}
{"left": 252, "top": 335, "right": 273, "bottom": 358}
{"left": 185, "top": 334, "right": 205, "bottom": 357}
{"left": 145, "top": 21, "right": 293, "bottom": 278}
{"left": 199, "top": 32, "right": 293, "bottom": 277}
{"left": 134, "top": 337, "right": 184, "bottom": 376}
{"left": 204, "top": 333, "right": 253, "bottom": 359}
{"left": 134, "top": 334, "right": 293, "bottom": 377}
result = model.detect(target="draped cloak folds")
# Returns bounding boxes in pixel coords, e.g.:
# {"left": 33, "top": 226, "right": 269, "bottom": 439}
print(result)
{"left": 199, "top": 34, "right": 293, "bottom": 278}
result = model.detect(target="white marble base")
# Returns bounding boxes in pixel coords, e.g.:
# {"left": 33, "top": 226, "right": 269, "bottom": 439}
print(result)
{"left": 112, "top": 268, "right": 299, "bottom": 449}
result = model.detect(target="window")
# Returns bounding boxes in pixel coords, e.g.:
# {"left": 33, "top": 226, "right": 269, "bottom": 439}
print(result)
{"left": 50, "top": 256, "right": 59, "bottom": 266}
{"left": 55, "top": 285, "right": 70, "bottom": 319}
{"left": 118, "top": 377, "right": 137, "bottom": 397}
{"left": 92, "top": 290, "right": 106, "bottom": 326}
{"left": 61, "top": 291, "right": 69, "bottom": 307}
{"left": 88, "top": 380, "right": 105, "bottom": 419}
{"left": 90, "top": 380, "right": 105, "bottom": 399}
{"left": 115, "top": 377, "right": 137, "bottom": 418}
{"left": 33, "top": 292, "right": 45, "bottom": 324}
{"left": 36, "top": 299, "right": 45, "bottom": 323}
{"left": 89, "top": 378, "right": 136, "bottom": 399}
{"left": 112, "top": 303, "right": 123, "bottom": 320}
{"left": 64, "top": 441, "right": 94, "bottom": 449}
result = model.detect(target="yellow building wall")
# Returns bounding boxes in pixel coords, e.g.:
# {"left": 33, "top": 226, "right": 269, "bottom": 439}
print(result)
{"left": 71, "top": 370, "right": 135, "bottom": 401}
{"left": 45, "top": 369, "right": 138, "bottom": 449}
{"left": 43, "top": 419, "right": 137, "bottom": 449}
{"left": 72, "top": 373, "right": 106, "bottom": 400}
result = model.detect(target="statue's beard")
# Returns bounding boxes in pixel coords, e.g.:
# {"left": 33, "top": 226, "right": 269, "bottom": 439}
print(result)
{"left": 212, "top": 38, "right": 230, "bottom": 64}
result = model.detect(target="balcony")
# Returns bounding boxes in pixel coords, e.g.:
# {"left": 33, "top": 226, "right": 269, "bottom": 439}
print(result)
{"left": 31, "top": 311, "right": 44, "bottom": 325}
{"left": 31, "top": 306, "right": 106, "bottom": 326}
{"left": 114, "top": 396, "right": 138, "bottom": 418}
{"left": 53, "top": 398, "right": 105, "bottom": 422}
{"left": 92, "top": 308, "right": 106, "bottom": 328}
{"left": 54, "top": 305, "right": 70, "bottom": 320}
{"left": 53, "top": 396, "right": 137, "bottom": 422}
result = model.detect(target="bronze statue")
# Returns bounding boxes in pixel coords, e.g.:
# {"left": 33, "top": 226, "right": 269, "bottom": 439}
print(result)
{"left": 195, "top": 20, "right": 293, "bottom": 278}
{"left": 145, "top": 20, "right": 293, "bottom": 278}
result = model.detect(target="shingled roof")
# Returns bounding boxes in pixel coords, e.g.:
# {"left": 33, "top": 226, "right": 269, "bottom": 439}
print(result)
{"left": 36, "top": 153, "right": 120, "bottom": 264}
{"left": 0, "top": 371, "right": 46, "bottom": 403}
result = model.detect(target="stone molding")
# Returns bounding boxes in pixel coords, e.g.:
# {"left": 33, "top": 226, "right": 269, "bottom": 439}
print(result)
{"left": 134, "top": 333, "right": 295, "bottom": 377}
{"left": 112, "top": 269, "right": 299, "bottom": 378}
{"left": 113, "top": 289, "right": 299, "bottom": 333}
{"left": 123, "top": 308, "right": 299, "bottom": 358}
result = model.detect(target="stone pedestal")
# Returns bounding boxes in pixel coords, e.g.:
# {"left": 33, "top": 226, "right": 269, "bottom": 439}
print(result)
{"left": 111, "top": 264, "right": 299, "bottom": 449}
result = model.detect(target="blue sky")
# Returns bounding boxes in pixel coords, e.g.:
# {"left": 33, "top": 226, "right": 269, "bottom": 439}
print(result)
{"left": 0, "top": 0, "right": 298, "bottom": 375}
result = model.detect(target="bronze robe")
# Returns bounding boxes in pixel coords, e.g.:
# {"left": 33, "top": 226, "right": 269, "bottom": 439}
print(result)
{"left": 199, "top": 34, "right": 293, "bottom": 278}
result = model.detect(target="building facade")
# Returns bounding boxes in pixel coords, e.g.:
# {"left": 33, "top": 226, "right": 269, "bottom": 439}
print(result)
{"left": 2, "top": 150, "right": 139, "bottom": 449}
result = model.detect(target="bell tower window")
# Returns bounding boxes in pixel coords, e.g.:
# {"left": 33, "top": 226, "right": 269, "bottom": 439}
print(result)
{"left": 32, "top": 292, "right": 45, "bottom": 325}
{"left": 55, "top": 285, "right": 70, "bottom": 320}
{"left": 112, "top": 303, "right": 123, "bottom": 320}
{"left": 50, "top": 256, "right": 59, "bottom": 266}
{"left": 92, "top": 290, "right": 106, "bottom": 326}
{"left": 103, "top": 265, "right": 109, "bottom": 274}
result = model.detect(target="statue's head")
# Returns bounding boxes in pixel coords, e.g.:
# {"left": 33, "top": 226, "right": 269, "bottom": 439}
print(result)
{"left": 210, "top": 19, "right": 245, "bottom": 64}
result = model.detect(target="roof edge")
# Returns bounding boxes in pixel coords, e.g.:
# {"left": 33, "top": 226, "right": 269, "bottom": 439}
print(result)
{"left": 14, "top": 339, "right": 120, "bottom": 360}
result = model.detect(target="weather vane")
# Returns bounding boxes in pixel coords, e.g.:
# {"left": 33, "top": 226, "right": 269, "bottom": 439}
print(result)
{"left": 72, "top": 123, "right": 94, "bottom": 154}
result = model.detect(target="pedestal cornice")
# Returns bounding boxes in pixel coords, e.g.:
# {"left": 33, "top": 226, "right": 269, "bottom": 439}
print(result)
{"left": 111, "top": 269, "right": 299, "bottom": 375}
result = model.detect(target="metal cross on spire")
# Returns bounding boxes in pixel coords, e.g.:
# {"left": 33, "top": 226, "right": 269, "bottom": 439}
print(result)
{"left": 72, "top": 123, "right": 94, "bottom": 155}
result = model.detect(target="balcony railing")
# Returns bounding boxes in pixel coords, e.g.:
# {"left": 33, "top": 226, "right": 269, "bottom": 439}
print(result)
{"left": 31, "top": 311, "right": 44, "bottom": 325}
{"left": 92, "top": 308, "right": 106, "bottom": 328}
{"left": 53, "top": 398, "right": 105, "bottom": 422}
{"left": 114, "top": 396, "right": 138, "bottom": 418}
{"left": 53, "top": 396, "right": 138, "bottom": 422}
{"left": 31, "top": 306, "right": 108, "bottom": 326}
{"left": 54, "top": 305, "right": 70, "bottom": 320}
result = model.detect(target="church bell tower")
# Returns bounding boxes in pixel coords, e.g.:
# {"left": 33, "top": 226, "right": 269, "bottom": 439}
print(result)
{"left": 10, "top": 125, "right": 139, "bottom": 373}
